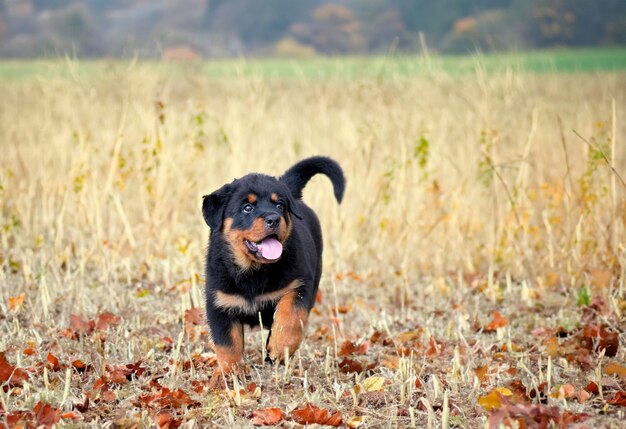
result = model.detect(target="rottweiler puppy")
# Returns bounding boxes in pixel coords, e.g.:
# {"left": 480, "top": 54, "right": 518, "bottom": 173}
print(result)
{"left": 202, "top": 156, "right": 345, "bottom": 378}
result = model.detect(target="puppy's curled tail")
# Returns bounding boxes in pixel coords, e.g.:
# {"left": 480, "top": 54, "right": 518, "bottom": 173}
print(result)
{"left": 280, "top": 156, "right": 345, "bottom": 203}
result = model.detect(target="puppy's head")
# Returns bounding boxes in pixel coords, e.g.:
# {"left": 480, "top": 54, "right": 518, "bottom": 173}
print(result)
{"left": 203, "top": 174, "right": 301, "bottom": 270}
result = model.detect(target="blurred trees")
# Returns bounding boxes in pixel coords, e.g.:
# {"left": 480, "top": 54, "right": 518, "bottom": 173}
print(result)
{"left": 0, "top": 0, "right": 624, "bottom": 58}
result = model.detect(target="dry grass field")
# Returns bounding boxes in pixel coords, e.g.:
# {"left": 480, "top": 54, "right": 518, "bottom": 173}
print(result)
{"left": 1, "top": 58, "right": 625, "bottom": 428}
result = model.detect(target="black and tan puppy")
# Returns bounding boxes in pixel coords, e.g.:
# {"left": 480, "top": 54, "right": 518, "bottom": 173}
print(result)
{"left": 202, "top": 156, "right": 345, "bottom": 376}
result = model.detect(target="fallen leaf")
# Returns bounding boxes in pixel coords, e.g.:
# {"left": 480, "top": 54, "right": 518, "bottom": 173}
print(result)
{"left": 607, "top": 391, "right": 626, "bottom": 406}
{"left": 362, "top": 376, "right": 386, "bottom": 392}
{"left": 487, "top": 401, "right": 560, "bottom": 429}
{"left": 605, "top": 362, "right": 626, "bottom": 379}
{"left": 136, "top": 385, "right": 198, "bottom": 409}
{"left": 545, "top": 336, "right": 559, "bottom": 357}
{"left": 550, "top": 383, "right": 575, "bottom": 399}
{"left": 95, "top": 312, "right": 121, "bottom": 330}
{"left": 154, "top": 412, "right": 182, "bottom": 429}
{"left": 8, "top": 293, "right": 25, "bottom": 311}
{"left": 70, "top": 315, "right": 95, "bottom": 335}
{"left": 33, "top": 402, "right": 62, "bottom": 429}
{"left": 338, "top": 340, "right": 367, "bottom": 356}
{"left": 0, "top": 352, "right": 29, "bottom": 386}
{"left": 46, "top": 352, "right": 61, "bottom": 371}
{"left": 251, "top": 408, "right": 285, "bottom": 426}
{"left": 184, "top": 307, "right": 204, "bottom": 326}
{"left": 581, "top": 323, "right": 619, "bottom": 356}
{"left": 478, "top": 387, "right": 513, "bottom": 411}
{"left": 60, "top": 411, "right": 81, "bottom": 420}
{"left": 339, "top": 357, "right": 364, "bottom": 374}
{"left": 474, "top": 365, "right": 489, "bottom": 382}
{"left": 347, "top": 415, "right": 365, "bottom": 428}
{"left": 290, "top": 403, "right": 342, "bottom": 427}
{"left": 484, "top": 311, "right": 509, "bottom": 332}
{"left": 584, "top": 381, "right": 599, "bottom": 395}
{"left": 578, "top": 389, "right": 591, "bottom": 404}
{"left": 72, "top": 360, "right": 87, "bottom": 372}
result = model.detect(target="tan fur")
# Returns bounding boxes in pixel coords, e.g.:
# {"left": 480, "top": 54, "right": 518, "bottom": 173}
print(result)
{"left": 267, "top": 290, "right": 309, "bottom": 362}
{"left": 213, "top": 322, "right": 244, "bottom": 371}
{"left": 223, "top": 215, "right": 292, "bottom": 270}
{"left": 214, "top": 280, "right": 301, "bottom": 314}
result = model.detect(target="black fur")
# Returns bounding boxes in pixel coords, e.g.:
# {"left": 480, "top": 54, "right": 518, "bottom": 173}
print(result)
{"left": 202, "top": 156, "right": 345, "bottom": 364}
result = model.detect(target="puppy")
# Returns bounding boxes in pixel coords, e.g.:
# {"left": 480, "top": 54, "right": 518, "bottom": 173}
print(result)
{"left": 202, "top": 156, "right": 345, "bottom": 376}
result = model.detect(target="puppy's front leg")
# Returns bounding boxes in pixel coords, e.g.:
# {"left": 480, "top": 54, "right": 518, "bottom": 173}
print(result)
{"left": 207, "top": 308, "right": 244, "bottom": 388}
{"left": 267, "top": 290, "right": 309, "bottom": 362}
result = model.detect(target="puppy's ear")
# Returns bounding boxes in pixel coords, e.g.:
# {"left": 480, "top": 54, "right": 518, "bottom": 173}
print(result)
{"left": 286, "top": 191, "right": 303, "bottom": 220}
{"left": 202, "top": 184, "right": 231, "bottom": 230}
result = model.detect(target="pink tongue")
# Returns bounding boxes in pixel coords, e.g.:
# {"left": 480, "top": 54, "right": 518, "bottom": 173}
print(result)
{"left": 257, "top": 237, "right": 283, "bottom": 260}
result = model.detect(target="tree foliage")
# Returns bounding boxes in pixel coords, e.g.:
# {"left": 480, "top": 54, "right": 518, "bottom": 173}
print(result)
{"left": 0, "top": 0, "right": 624, "bottom": 57}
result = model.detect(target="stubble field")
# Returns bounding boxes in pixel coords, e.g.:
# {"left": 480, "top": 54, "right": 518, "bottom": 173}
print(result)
{"left": 0, "top": 55, "right": 625, "bottom": 428}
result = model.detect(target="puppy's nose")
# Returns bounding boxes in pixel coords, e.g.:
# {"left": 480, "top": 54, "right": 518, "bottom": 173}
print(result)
{"left": 264, "top": 214, "right": 280, "bottom": 229}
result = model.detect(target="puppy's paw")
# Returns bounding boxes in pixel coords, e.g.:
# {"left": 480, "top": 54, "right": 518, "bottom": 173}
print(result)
{"left": 208, "top": 364, "right": 243, "bottom": 390}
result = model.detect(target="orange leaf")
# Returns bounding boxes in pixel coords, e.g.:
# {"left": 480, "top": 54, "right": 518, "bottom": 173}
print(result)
{"left": 291, "top": 403, "right": 342, "bottom": 427}
{"left": 607, "top": 391, "right": 626, "bottom": 406}
{"left": 8, "top": 293, "right": 25, "bottom": 311}
{"left": 484, "top": 311, "right": 508, "bottom": 332}
{"left": 61, "top": 411, "right": 81, "bottom": 420}
{"left": 474, "top": 365, "right": 489, "bottom": 382}
{"left": 46, "top": 353, "right": 61, "bottom": 371}
{"left": 478, "top": 387, "right": 512, "bottom": 411}
{"left": 605, "top": 362, "right": 626, "bottom": 379}
{"left": 72, "top": 360, "right": 87, "bottom": 372}
{"left": 251, "top": 408, "right": 285, "bottom": 426}
{"left": 545, "top": 336, "right": 559, "bottom": 357}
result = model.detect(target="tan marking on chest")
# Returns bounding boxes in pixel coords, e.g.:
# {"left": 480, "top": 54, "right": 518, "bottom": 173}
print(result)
{"left": 214, "top": 280, "right": 301, "bottom": 314}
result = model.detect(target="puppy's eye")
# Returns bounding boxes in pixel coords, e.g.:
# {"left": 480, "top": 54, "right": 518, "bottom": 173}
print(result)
{"left": 275, "top": 203, "right": 284, "bottom": 211}
{"left": 242, "top": 204, "right": 254, "bottom": 213}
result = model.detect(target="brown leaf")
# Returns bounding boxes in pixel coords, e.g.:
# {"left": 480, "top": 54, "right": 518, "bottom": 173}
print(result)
{"left": 95, "top": 312, "right": 122, "bottom": 330}
{"left": 136, "top": 385, "right": 198, "bottom": 410}
{"left": 184, "top": 308, "right": 204, "bottom": 326}
{"left": 338, "top": 340, "right": 367, "bottom": 356}
{"left": 73, "top": 396, "right": 90, "bottom": 413}
{"left": 0, "top": 352, "right": 29, "bottom": 386}
{"left": 33, "top": 402, "right": 62, "bottom": 429}
{"left": 484, "top": 311, "right": 509, "bottom": 332}
{"left": 488, "top": 401, "right": 560, "bottom": 429}
{"left": 251, "top": 408, "right": 285, "bottom": 426}
{"left": 70, "top": 314, "right": 95, "bottom": 335}
{"left": 6, "top": 411, "right": 34, "bottom": 428}
{"left": 581, "top": 323, "right": 619, "bottom": 356}
{"left": 584, "top": 381, "right": 599, "bottom": 395}
{"left": 291, "top": 403, "right": 342, "bottom": 427}
{"left": 339, "top": 357, "right": 364, "bottom": 374}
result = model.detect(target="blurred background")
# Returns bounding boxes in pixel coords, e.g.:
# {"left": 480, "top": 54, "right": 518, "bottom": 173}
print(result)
{"left": 0, "top": 0, "right": 625, "bottom": 59}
